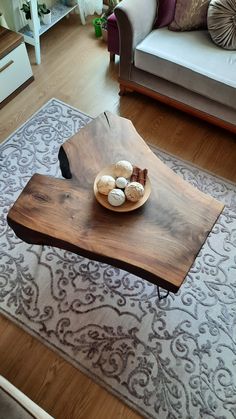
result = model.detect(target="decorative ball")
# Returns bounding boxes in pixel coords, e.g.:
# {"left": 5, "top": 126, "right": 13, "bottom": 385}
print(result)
{"left": 114, "top": 160, "right": 133, "bottom": 179}
{"left": 97, "top": 175, "right": 116, "bottom": 195}
{"left": 115, "top": 177, "right": 128, "bottom": 189}
{"left": 108, "top": 189, "right": 126, "bottom": 207}
{"left": 125, "top": 182, "right": 144, "bottom": 202}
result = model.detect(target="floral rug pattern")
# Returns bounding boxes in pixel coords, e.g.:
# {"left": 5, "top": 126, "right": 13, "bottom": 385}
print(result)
{"left": 1, "top": 99, "right": 236, "bottom": 419}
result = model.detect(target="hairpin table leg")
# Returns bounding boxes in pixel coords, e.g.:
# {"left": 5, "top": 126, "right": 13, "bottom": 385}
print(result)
{"left": 157, "top": 286, "right": 169, "bottom": 300}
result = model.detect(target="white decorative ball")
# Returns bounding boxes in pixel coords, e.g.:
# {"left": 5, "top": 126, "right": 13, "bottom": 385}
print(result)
{"left": 97, "top": 175, "right": 116, "bottom": 195}
{"left": 115, "top": 177, "right": 128, "bottom": 189}
{"left": 108, "top": 189, "right": 126, "bottom": 206}
{"left": 114, "top": 160, "right": 133, "bottom": 179}
{"left": 125, "top": 182, "right": 144, "bottom": 202}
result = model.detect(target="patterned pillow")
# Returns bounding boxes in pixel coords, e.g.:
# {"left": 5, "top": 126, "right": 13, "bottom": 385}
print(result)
{"left": 169, "top": 0, "right": 210, "bottom": 31}
{"left": 155, "top": 0, "right": 177, "bottom": 28}
{"left": 208, "top": 0, "right": 236, "bottom": 50}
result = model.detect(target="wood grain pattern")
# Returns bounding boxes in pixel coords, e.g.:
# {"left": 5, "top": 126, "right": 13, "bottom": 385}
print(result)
{"left": 119, "top": 79, "right": 236, "bottom": 134}
{"left": 0, "top": 15, "right": 236, "bottom": 419}
{"left": 8, "top": 112, "right": 224, "bottom": 293}
{"left": 0, "top": 27, "right": 23, "bottom": 60}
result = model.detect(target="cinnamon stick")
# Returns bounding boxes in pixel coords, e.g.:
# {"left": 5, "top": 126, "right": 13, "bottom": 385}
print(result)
{"left": 138, "top": 168, "right": 148, "bottom": 186}
{"left": 131, "top": 166, "right": 139, "bottom": 182}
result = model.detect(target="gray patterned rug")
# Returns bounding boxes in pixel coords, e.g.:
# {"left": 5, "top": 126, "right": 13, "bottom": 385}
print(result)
{"left": 1, "top": 98, "right": 236, "bottom": 419}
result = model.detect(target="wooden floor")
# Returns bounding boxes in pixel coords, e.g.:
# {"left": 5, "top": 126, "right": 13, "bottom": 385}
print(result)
{"left": 0, "top": 15, "right": 236, "bottom": 419}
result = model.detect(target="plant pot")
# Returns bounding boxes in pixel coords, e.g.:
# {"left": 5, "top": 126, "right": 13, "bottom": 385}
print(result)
{"left": 42, "top": 11, "right": 52, "bottom": 25}
{"left": 92, "top": 18, "right": 102, "bottom": 38}
{"left": 28, "top": 18, "right": 41, "bottom": 32}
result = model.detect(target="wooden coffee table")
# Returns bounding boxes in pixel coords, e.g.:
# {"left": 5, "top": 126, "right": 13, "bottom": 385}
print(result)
{"left": 7, "top": 112, "right": 224, "bottom": 296}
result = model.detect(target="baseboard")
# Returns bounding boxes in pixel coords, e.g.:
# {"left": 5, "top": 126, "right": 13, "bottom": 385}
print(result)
{"left": 118, "top": 78, "right": 236, "bottom": 134}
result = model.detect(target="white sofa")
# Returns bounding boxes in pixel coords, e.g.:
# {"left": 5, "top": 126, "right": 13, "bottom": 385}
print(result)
{"left": 115, "top": 0, "right": 236, "bottom": 133}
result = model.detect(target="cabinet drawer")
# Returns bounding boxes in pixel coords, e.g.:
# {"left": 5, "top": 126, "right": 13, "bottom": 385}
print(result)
{"left": 0, "top": 43, "right": 33, "bottom": 103}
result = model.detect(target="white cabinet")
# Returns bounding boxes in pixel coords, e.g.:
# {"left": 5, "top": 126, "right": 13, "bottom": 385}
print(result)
{"left": 0, "top": 27, "right": 34, "bottom": 107}
{"left": 0, "top": 43, "right": 33, "bottom": 103}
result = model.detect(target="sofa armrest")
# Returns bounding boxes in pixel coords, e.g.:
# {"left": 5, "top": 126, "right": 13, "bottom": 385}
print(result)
{"left": 0, "top": 375, "right": 54, "bottom": 419}
{"left": 115, "top": 0, "right": 157, "bottom": 80}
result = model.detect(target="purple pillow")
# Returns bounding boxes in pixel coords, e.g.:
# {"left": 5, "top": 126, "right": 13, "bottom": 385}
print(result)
{"left": 155, "top": 0, "right": 177, "bottom": 28}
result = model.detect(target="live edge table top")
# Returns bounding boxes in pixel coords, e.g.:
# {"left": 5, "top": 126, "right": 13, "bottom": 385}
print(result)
{"left": 7, "top": 112, "right": 224, "bottom": 293}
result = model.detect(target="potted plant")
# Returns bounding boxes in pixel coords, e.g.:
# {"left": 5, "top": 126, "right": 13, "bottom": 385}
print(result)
{"left": 92, "top": 16, "right": 106, "bottom": 38}
{"left": 92, "top": 1, "right": 119, "bottom": 40}
{"left": 38, "top": 3, "right": 52, "bottom": 25}
{"left": 20, "top": 1, "right": 42, "bottom": 31}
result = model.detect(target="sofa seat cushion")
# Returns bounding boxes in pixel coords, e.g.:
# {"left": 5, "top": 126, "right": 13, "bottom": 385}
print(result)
{"left": 134, "top": 28, "right": 236, "bottom": 109}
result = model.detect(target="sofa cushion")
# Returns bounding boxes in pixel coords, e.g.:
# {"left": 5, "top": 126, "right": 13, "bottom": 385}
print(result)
{"left": 208, "top": 0, "right": 236, "bottom": 50}
{"left": 108, "top": 12, "right": 117, "bottom": 27}
{"left": 169, "top": 0, "right": 209, "bottom": 31}
{"left": 134, "top": 28, "right": 236, "bottom": 109}
{"left": 155, "top": 0, "right": 176, "bottom": 28}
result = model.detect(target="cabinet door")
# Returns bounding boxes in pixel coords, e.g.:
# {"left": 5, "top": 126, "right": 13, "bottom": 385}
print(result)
{"left": 0, "top": 43, "right": 33, "bottom": 103}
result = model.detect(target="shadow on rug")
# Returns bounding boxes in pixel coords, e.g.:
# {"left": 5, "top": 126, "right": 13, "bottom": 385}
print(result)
{"left": 1, "top": 99, "right": 236, "bottom": 419}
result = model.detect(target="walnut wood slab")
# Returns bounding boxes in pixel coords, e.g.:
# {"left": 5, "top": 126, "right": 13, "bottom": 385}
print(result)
{"left": 7, "top": 112, "right": 224, "bottom": 293}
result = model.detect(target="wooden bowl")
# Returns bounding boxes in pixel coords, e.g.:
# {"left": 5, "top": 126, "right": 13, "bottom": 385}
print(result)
{"left": 93, "top": 164, "right": 151, "bottom": 212}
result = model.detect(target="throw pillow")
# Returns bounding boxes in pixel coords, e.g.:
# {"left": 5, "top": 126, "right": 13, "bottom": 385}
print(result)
{"left": 208, "top": 0, "right": 236, "bottom": 50}
{"left": 169, "top": 0, "right": 210, "bottom": 31}
{"left": 155, "top": 0, "right": 177, "bottom": 28}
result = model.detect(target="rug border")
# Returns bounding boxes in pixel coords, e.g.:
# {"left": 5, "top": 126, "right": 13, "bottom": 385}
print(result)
{"left": 0, "top": 98, "right": 92, "bottom": 147}
{"left": 150, "top": 144, "right": 236, "bottom": 189}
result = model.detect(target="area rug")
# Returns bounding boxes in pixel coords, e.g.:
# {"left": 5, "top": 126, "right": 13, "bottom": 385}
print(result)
{"left": 1, "top": 99, "right": 236, "bottom": 419}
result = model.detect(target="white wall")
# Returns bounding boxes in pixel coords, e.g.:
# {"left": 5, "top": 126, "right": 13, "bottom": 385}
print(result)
{"left": 0, "top": 0, "right": 16, "bottom": 30}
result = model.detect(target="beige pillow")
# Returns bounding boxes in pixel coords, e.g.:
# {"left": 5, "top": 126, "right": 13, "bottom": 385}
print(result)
{"left": 169, "top": 0, "right": 210, "bottom": 31}
{"left": 208, "top": 0, "right": 236, "bottom": 50}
